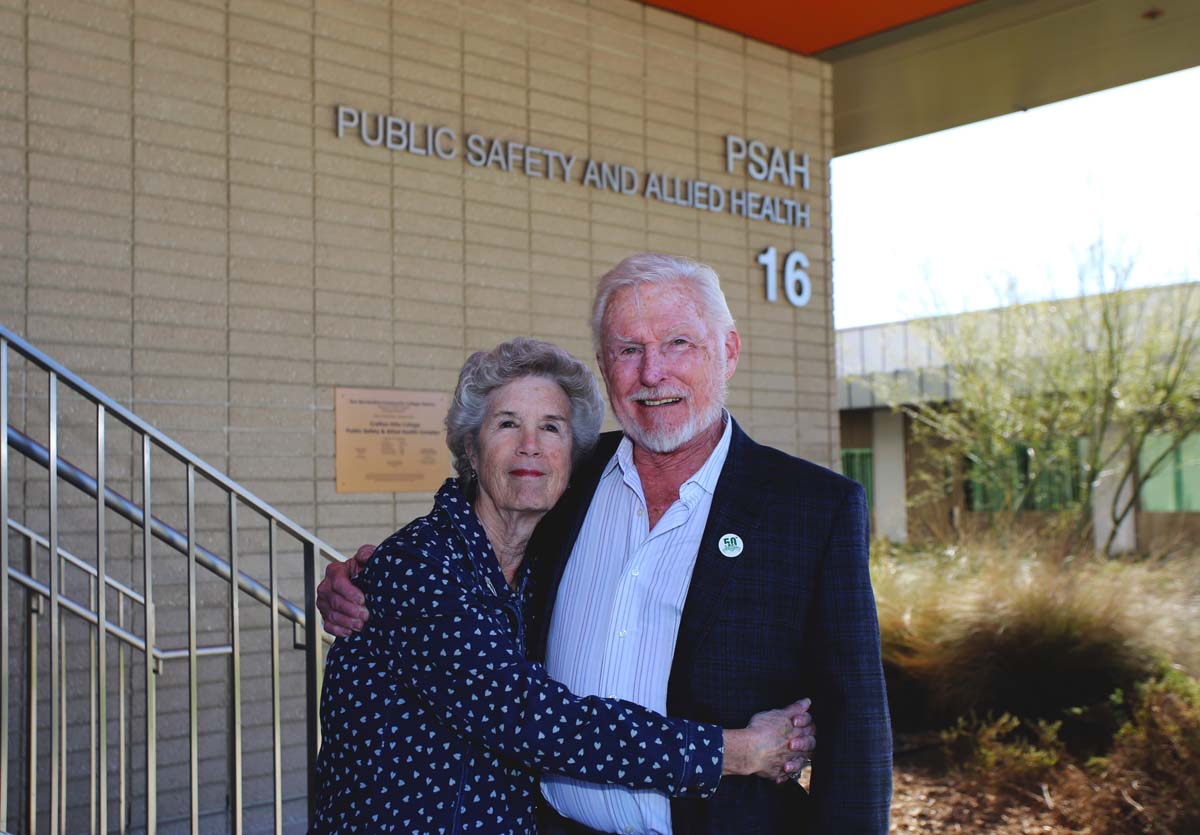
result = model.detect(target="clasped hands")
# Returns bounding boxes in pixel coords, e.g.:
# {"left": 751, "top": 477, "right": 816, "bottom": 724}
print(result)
{"left": 725, "top": 699, "right": 816, "bottom": 784}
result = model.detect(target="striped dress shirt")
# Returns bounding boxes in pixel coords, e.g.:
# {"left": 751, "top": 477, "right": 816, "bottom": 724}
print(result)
{"left": 541, "top": 416, "right": 733, "bottom": 835}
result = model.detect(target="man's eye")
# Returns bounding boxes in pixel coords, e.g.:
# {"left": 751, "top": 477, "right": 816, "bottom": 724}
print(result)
{"left": 542, "top": 423, "right": 561, "bottom": 433}
{"left": 498, "top": 419, "right": 517, "bottom": 428}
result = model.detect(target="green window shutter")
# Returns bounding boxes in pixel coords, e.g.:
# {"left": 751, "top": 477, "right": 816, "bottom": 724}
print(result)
{"left": 841, "top": 448, "right": 874, "bottom": 512}
{"left": 1028, "top": 445, "right": 1078, "bottom": 511}
{"left": 970, "top": 441, "right": 1083, "bottom": 513}
{"left": 1179, "top": 434, "right": 1200, "bottom": 512}
{"left": 970, "top": 453, "right": 1016, "bottom": 513}
{"left": 968, "top": 461, "right": 997, "bottom": 512}
{"left": 1139, "top": 434, "right": 1179, "bottom": 512}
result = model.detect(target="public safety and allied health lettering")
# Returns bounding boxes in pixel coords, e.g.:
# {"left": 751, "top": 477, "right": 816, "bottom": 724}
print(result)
{"left": 335, "top": 106, "right": 812, "bottom": 229}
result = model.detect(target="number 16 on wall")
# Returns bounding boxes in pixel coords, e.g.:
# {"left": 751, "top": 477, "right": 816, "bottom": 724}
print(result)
{"left": 756, "top": 246, "right": 811, "bottom": 307}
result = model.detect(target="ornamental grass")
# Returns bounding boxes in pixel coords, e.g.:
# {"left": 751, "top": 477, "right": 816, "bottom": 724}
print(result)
{"left": 871, "top": 537, "right": 1200, "bottom": 743}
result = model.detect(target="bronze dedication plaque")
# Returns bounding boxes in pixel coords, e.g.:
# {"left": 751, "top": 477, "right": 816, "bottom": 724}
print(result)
{"left": 334, "top": 388, "right": 451, "bottom": 493}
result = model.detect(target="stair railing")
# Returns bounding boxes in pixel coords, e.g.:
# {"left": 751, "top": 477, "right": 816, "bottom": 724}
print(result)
{"left": 1, "top": 323, "right": 345, "bottom": 834}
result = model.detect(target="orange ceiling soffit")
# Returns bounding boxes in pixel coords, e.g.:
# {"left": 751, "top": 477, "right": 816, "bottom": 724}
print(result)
{"left": 643, "top": 0, "right": 980, "bottom": 55}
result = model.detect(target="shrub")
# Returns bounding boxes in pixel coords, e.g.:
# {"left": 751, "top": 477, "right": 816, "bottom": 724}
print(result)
{"left": 1057, "top": 671, "right": 1200, "bottom": 835}
{"left": 941, "top": 713, "right": 1063, "bottom": 793}
{"left": 872, "top": 538, "right": 1200, "bottom": 742}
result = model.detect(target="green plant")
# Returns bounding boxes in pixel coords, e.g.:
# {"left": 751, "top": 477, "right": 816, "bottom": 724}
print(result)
{"left": 941, "top": 713, "right": 1063, "bottom": 792}
{"left": 1058, "top": 671, "right": 1200, "bottom": 835}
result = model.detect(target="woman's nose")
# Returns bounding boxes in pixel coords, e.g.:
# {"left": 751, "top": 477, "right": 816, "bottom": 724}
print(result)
{"left": 516, "top": 428, "right": 540, "bottom": 455}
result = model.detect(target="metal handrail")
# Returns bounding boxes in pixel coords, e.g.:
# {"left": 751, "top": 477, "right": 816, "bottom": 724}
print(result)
{"left": 6, "top": 425, "right": 318, "bottom": 628}
{"left": 8, "top": 518, "right": 144, "bottom": 606}
{"left": 6, "top": 561, "right": 148, "bottom": 655}
{"left": 1, "top": 323, "right": 341, "bottom": 833}
{"left": 0, "top": 325, "right": 344, "bottom": 560}
{"left": 6, "top": 519, "right": 239, "bottom": 662}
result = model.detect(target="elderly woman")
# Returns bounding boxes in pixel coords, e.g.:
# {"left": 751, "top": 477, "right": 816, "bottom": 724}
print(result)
{"left": 313, "top": 338, "right": 811, "bottom": 834}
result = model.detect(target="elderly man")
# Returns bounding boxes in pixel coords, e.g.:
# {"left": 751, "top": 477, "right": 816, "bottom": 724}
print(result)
{"left": 319, "top": 253, "right": 892, "bottom": 834}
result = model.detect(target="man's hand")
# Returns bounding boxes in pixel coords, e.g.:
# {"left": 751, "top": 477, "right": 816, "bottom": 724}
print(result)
{"left": 722, "top": 698, "right": 816, "bottom": 782}
{"left": 316, "top": 544, "right": 374, "bottom": 637}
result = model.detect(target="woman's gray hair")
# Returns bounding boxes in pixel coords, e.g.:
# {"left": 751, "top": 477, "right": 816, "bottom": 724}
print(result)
{"left": 590, "top": 252, "right": 736, "bottom": 353}
{"left": 446, "top": 337, "right": 605, "bottom": 485}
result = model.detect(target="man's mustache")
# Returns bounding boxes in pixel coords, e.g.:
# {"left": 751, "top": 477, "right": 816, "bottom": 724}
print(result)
{"left": 627, "top": 387, "right": 689, "bottom": 403}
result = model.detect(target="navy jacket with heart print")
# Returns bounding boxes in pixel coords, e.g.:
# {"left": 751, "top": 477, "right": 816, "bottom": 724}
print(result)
{"left": 313, "top": 478, "right": 724, "bottom": 835}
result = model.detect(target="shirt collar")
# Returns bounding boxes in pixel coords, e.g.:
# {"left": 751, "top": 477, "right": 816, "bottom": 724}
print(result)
{"left": 607, "top": 410, "right": 733, "bottom": 499}
{"left": 433, "top": 477, "right": 523, "bottom": 594}
{"left": 434, "top": 477, "right": 491, "bottom": 551}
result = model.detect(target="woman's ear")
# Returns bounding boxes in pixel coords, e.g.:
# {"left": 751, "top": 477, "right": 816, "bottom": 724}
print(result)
{"left": 464, "top": 434, "right": 479, "bottom": 474}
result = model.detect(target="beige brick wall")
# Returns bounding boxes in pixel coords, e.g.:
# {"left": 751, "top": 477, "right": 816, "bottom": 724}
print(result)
{"left": 1, "top": 0, "right": 835, "bottom": 830}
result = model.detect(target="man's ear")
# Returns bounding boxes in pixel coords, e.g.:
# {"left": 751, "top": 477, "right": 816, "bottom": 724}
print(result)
{"left": 723, "top": 329, "right": 741, "bottom": 380}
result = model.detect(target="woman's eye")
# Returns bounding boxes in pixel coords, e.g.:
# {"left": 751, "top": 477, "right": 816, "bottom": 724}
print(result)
{"left": 542, "top": 423, "right": 560, "bottom": 433}
{"left": 498, "top": 419, "right": 517, "bottom": 428}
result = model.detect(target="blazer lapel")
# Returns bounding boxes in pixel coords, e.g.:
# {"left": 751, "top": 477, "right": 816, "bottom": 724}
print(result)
{"left": 671, "top": 420, "right": 765, "bottom": 674}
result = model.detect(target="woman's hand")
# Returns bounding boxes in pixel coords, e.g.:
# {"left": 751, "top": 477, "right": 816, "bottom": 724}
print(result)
{"left": 316, "top": 544, "right": 375, "bottom": 636}
{"left": 721, "top": 698, "right": 816, "bottom": 782}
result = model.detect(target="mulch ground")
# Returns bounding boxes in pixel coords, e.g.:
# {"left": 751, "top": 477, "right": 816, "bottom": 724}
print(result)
{"left": 888, "top": 734, "right": 1092, "bottom": 835}
{"left": 890, "top": 765, "right": 1083, "bottom": 835}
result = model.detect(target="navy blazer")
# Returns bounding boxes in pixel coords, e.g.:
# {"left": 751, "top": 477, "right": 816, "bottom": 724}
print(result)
{"left": 527, "top": 419, "right": 892, "bottom": 835}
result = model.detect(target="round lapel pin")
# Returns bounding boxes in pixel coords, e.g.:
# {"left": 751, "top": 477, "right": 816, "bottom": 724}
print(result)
{"left": 718, "top": 533, "right": 743, "bottom": 558}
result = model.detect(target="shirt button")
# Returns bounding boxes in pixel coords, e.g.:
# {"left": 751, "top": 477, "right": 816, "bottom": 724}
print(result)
{"left": 624, "top": 827, "right": 634, "bottom": 834}
{"left": 617, "top": 629, "right": 627, "bottom": 638}
{"left": 635, "top": 507, "right": 643, "bottom": 516}
{"left": 630, "top": 568, "right": 640, "bottom": 577}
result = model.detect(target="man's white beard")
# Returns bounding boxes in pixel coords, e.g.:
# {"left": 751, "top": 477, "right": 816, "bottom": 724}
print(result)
{"left": 612, "top": 347, "right": 729, "bottom": 454}
{"left": 621, "top": 395, "right": 725, "bottom": 453}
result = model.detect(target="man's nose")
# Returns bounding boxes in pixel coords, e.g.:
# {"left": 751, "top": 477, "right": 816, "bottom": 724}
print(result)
{"left": 639, "top": 348, "right": 667, "bottom": 386}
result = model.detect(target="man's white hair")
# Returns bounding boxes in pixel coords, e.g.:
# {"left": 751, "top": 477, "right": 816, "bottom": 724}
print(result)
{"left": 590, "top": 253, "right": 736, "bottom": 354}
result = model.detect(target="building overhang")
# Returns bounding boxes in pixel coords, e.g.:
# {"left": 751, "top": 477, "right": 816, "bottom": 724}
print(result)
{"left": 643, "top": 0, "right": 980, "bottom": 55}
{"left": 646, "top": 0, "right": 1200, "bottom": 156}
